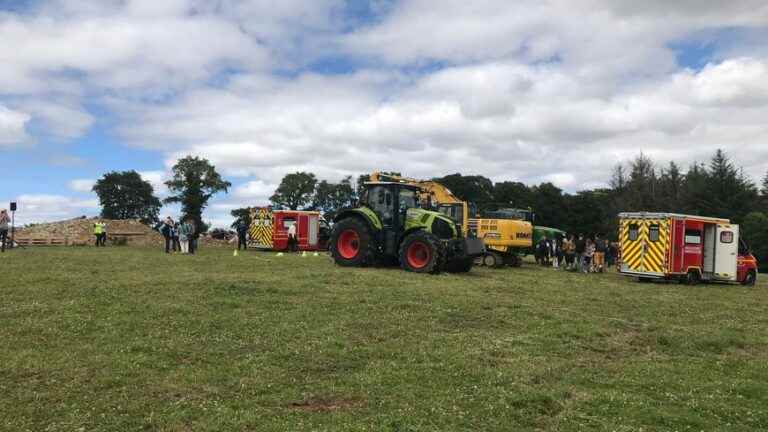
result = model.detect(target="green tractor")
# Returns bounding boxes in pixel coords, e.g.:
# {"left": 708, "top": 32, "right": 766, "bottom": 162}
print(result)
{"left": 329, "top": 182, "right": 485, "bottom": 273}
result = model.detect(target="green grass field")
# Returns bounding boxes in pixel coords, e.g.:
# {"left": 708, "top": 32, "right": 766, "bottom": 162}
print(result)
{"left": 1, "top": 247, "right": 767, "bottom": 431}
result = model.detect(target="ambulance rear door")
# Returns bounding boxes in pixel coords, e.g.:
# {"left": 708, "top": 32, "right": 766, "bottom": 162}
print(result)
{"left": 714, "top": 224, "right": 738, "bottom": 281}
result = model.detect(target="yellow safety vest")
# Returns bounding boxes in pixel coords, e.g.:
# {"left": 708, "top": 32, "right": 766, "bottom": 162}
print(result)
{"left": 94, "top": 223, "right": 103, "bottom": 234}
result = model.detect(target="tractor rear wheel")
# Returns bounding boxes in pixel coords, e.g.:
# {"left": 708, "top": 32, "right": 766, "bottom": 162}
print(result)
{"left": 399, "top": 231, "right": 445, "bottom": 274}
{"left": 329, "top": 217, "right": 375, "bottom": 267}
{"left": 445, "top": 257, "right": 474, "bottom": 273}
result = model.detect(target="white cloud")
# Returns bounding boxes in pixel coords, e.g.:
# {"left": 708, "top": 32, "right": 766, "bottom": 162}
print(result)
{"left": 137, "top": 170, "right": 169, "bottom": 196}
{"left": 68, "top": 179, "right": 95, "bottom": 193}
{"left": 0, "top": 104, "right": 31, "bottom": 145}
{"left": 2, "top": 0, "right": 768, "bottom": 226}
{"left": 4, "top": 194, "right": 99, "bottom": 225}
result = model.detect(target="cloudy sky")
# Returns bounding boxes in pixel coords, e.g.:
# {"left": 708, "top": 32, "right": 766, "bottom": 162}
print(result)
{"left": 1, "top": 0, "right": 767, "bottom": 226}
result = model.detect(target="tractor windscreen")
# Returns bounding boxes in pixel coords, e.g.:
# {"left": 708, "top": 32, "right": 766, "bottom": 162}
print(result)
{"left": 438, "top": 204, "right": 463, "bottom": 226}
{"left": 399, "top": 189, "right": 419, "bottom": 210}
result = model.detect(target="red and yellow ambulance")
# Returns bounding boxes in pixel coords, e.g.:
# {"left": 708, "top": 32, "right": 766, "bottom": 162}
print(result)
{"left": 618, "top": 212, "right": 758, "bottom": 285}
{"left": 248, "top": 207, "right": 329, "bottom": 251}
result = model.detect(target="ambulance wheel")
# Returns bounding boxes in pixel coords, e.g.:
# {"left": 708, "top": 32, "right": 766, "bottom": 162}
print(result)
{"left": 329, "top": 217, "right": 375, "bottom": 267}
{"left": 399, "top": 231, "right": 446, "bottom": 274}
{"left": 685, "top": 270, "right": 700, "bottom": 286}
{"left": 742, "top": 271, "right": 756, "bottom": 286}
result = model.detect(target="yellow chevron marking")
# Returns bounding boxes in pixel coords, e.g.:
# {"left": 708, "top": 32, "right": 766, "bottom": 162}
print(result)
{"left": 249, "top": 207, "right": 274, "bottom": 248}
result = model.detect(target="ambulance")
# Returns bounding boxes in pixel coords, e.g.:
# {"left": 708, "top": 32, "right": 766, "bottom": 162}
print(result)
{"left": 618, "top": 212, "right": 758, "bottom": 285}
{"left": 248, "top": 207, "right": 329, "bottom": 251}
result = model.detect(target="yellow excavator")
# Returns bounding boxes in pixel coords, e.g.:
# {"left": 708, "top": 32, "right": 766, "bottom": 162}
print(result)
{"left": 369, "top": 172, "right": 533, "bottom": 267}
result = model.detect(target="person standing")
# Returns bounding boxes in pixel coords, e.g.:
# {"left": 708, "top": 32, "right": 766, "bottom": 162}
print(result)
{"left": 172, "top": 222, "right": 181, "bottom": 252}
{"left": 179, "top": 218, "right": 192, "bottom": 254}
{"left": 594, "top": 237, "right": 607, "bottom": 273}
{"left": 100, "top": 221, "right": 108, "bottom": 246}
{"left": 160, "top": 216, "right": 174, "bottom": 254}
{"left": 93, "top": 220, "right": 104, "bottom": 247}
{"left": 188, "top": 219, "right": 198, "bottom": 255}
{"left": 563, "top": 235, "right": 575, "bottom": 271}
{"left": 236, "top": 219, "right": 248, "bottom": 251}
{"left": 0, "top": 209, "right": 9, "bottom": 253}
{"left": 575, "top": 234, "right": 586, "bottom": 273}
{"left": 553, "top": 235, "right": 563, "bottom": 269}
{"left": 287, "top": 222, "right": 298, "bottom": 253}
{"left": 584, "top": 238, "right": 595, "bottom": 273}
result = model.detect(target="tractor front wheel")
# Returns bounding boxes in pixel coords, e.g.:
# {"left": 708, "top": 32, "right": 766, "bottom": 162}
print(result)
{"left": 329, "top": 218, "right": 375, "bottom": 267}
{"left": 399, "top": 231, "right": 445, "bottom": 274}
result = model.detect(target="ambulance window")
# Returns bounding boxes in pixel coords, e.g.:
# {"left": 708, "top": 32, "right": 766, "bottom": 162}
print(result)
{"left": 684, "top": 229, "right": 701, "bottom": 245}
{"left": 628, "top": 224, "right": 639, "bottom": 241}
{"left": 649, "top": 225, "right": 660, "bottom": 242}
{"left": 720, "top": 231, "right": 733, "bottom": 244}
{"left": 282, "top": 218, "right": 296, "bottom": 229}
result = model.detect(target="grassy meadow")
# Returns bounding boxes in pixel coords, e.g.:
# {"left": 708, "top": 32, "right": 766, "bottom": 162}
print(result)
{"left": 1, "top": 246, "right": 767, "bottom": 431}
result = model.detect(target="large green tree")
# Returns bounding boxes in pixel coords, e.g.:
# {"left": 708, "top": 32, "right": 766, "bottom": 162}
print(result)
{"left": 164, "top": 156, "right": 231, "bottom": 233}
{"left": 312, "top": 176, "right": 355, "bottom": 219}
{"left": 432, "top": 173, "right": 494, "bottom": 212}
{"left": 700, "top": 149, "right": 758, "bottom": 221}
{"left": 230, "top": 207, "right": 252, "bottom": 229}
{"left": 270, "top": 172, "right": 317, "bottom": 210}
{"left": 92, "top": 170, "right": 162, "bottom": 224}
{"left": 741, "top": 212, "right": 768, "bottom": 271}
{"left": 761, "top": 170, "right": 768, "bottom": 212}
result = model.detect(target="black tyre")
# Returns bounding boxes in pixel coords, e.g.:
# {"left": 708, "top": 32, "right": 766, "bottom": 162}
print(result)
{"left": 482, "top": 252, "right": 503, "bottom": 268}
{"left": 399, "top": 231, "right": 446, "bottom": 274}
{"left": 329, "top": 217, "right": 376, "bottom": 267}
{"left": 741, "top": 271, "right": 756, "bottom": 286}
{"left": 685, "top": 270, "right": 700, "bottom": 286}
{"left": 503, "top": 254, "right": 522, "bottom": 267}
{"left": 445, "top": 257, "right": 474, "bottom": 273}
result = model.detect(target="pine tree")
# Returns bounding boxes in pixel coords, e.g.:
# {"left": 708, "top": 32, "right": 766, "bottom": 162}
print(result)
{"left": 762, "top": 170, "right": 768, "bottom": 196}
{"left": 702, "top": 149, "right": 758, "bottom": 221}
{"left": 658, "top": 161, "right": 683, "bottom": 211}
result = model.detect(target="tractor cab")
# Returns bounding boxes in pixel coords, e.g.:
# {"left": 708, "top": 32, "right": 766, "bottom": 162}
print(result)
{"left": 360, "top": 182, "right": 421, "bottom": 229}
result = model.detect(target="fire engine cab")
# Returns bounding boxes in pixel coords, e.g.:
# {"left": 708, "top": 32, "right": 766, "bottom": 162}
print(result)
{"left": 618, "top": 212, "right": 758, "bottom": 285}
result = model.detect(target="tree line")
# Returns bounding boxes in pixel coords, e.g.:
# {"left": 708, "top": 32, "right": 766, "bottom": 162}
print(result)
{"left": 265, "top": 149, "right": 768, "bottom": 268}
{"left": 90, "top": 150, "right": 767, "bottom": 269}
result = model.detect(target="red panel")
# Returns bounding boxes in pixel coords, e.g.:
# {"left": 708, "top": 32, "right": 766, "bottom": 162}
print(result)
{"left": 671, "top": 218, "right": 685, "bottom": 273}
{"left": 270, "top": 211, "right": 322, "bottom": 251}
{"left": 682, "top": 219, "right": 703, "bottom": 271}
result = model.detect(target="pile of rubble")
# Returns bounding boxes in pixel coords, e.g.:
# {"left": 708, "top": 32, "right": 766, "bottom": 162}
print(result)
{"left": 15, "top": 217, "right": 164, "bottom": 247}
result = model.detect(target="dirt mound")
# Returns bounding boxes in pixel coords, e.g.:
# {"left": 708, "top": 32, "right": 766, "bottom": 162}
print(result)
{"left": 16, "top": 217, "right": 164, "bottom": 246}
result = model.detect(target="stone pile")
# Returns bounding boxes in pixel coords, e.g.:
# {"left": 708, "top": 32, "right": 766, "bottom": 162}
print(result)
{"left": 15, "top": 217, "right": 164, "bottom": 247}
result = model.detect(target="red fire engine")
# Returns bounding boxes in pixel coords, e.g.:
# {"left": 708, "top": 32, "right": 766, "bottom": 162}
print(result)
{"left": 248, "top": 207, "right": 329, "bottom": 251}
{"left": 618, "top": 212, "right": 758, "bottom": 285}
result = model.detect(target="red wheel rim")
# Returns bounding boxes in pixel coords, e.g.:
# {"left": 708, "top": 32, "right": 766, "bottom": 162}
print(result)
{"left": 406, "top": 241, "right": 432, "bottom": 269}
{"left": 337, "top": 229, "right": 360, "bottom": 259}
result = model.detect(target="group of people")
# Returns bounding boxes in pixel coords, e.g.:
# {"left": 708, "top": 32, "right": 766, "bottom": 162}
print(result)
{"left": 535, "top": 233, "right": 618, "bottom": 273}
{"left": 0, "top": 208, "right": 9, "bottom": 253}
{"left": 158, "top": 217, "right": 198, "bottom": 254}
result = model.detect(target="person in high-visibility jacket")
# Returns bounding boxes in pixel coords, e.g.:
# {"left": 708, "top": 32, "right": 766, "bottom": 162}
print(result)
{"left": 93, "top": 221, "right": 106, "bottom": 247}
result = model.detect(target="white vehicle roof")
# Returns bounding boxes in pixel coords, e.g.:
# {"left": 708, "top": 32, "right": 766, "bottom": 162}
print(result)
{"left": 618, "top": 212, "right": 731, "bottom": 224}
